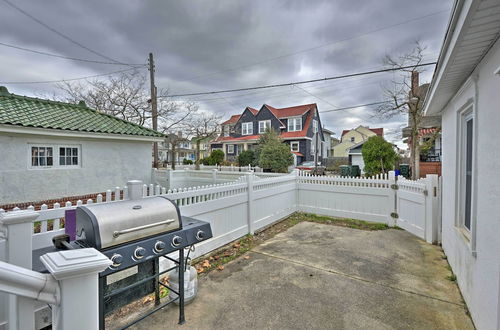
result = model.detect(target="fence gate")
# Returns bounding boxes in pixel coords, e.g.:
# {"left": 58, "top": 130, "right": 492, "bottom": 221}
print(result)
{"left": 395, "top": 175, "right": 439, "bottom": 243}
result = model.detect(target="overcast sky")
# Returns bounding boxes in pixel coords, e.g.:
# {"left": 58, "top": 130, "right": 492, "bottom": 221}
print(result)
{"left": 0, "top": 0, "right": 453, "bottom": 146}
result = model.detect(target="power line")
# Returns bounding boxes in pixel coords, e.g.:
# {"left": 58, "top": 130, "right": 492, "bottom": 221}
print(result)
{"left": 177, "top": 9, "right": 448, "bottom": 83}
{"left": 0, "top": 67, "right": 141, "bottom": 85}
{"left": 1, "top": 0, "right": 127, "bottom": 65}
{"left": 0, "top": 41, "right": 147, "bottom": 66}
{"left": 319, "top": 101, "right": 392, "bottom": 114}
{"left": 293, "top": 84, "right": 339, "bottom": 108}
{"left": 163, "top": 62, "right": 436, "bottom": 98}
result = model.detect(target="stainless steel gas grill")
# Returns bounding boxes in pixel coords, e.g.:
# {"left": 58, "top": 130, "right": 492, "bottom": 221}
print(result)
{"left": 32, "top": 196, "right": 212, "bottom": 329}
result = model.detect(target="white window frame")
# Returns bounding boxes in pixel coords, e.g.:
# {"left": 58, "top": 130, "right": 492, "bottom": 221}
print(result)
{"left": 259, "top": 120, "right": 271, "bottom": 134}
{"left": 223, "top": 125, "right": 230, "bottom": 137}
{"left": 290, "top": 142, "right": 299, "bottom": 152}
{"left": 227, "top": 144, "right": 235, "bottom": 154}
{"left": 242, "top": 122, "right": 253, "bottom": 135}
{"left": 313, "top": 119, "right": 318, "bottom": 133}
{"left": 28, "top": 143, "right": 81, "bottom": 170}
{"left": 288, "top": 117, "right": 302, "bottom": 132}
{"left": 457, "top": 106, "right": 475, "bottom": 236}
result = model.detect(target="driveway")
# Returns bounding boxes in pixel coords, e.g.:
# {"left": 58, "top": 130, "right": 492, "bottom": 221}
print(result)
{"left": 130, "top": 222, "right": 473, "bottom": 329}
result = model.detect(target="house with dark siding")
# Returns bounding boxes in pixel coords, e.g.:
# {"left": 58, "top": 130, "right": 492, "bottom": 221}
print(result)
{"left": 211, "top": 103, "right": 325, "bottom": 165}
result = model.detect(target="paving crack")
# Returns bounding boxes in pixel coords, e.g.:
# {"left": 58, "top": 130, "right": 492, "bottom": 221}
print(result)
{"left": 252, "top": 250, "right": 465, "bottom": 308}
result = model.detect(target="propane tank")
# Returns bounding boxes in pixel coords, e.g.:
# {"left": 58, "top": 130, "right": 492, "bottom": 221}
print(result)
{"left": 168, "top": 265, "right": 198, "bottom": 304}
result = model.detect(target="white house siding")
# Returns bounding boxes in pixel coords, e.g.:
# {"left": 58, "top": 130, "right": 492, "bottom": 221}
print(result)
{"left": 350, "top": 154, "right": 365, "bottom": 174}
{"left": 0, "top": 133, "right": 153, "bottom": 204}
{"left": 440, "top": 38, "right": 500, "bottom": 330}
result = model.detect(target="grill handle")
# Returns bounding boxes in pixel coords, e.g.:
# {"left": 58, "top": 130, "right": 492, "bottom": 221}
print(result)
{"left": 112, "top": 219, "right": 176, "bottom": 238}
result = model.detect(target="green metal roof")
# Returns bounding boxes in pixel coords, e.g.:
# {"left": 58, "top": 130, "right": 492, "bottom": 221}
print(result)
{"left": 0, "top": 86, "right": 164, "bottom": 138}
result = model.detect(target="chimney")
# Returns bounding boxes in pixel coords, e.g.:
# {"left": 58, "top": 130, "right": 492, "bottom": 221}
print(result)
{"left": 411, "top": 71, "right": 419, "bottom": 97}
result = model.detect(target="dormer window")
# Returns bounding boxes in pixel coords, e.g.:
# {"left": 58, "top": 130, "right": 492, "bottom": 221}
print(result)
{"left": 242, "top": 122, "right": 253, "bottom": 135}
{"left": 223, "top": 125, "right": 230, "bottom": 137}
{"left": 313, "top": 119, "right": 318, "bottom": 133}
{"left": 288, "top": 117, "right": 302, "bottom": 132}
{"left": 259, "top": 120, "right": 271, "bottom": 134}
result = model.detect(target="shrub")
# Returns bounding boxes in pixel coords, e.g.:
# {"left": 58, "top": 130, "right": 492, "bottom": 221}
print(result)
{"left": 362, "top": 136, "right": 399, "bottom": 175}
{"left": 209, "top": 149, "right": 224, "bottom": 165}
{"left": 182, "top": 159, "right": 193, "bottom": 165}
{"left": 257, "top": 130, "right": 293, "bottom": 173}
{"left": 238, "top": 150, "right": 256, "bottom": 166}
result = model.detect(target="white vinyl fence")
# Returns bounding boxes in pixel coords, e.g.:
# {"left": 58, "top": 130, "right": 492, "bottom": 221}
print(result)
{"left": 152, "top": 168, "right": 285, "bottom": 190}
{"left": 0, "top": 170, "right": 440, "bottom": 329}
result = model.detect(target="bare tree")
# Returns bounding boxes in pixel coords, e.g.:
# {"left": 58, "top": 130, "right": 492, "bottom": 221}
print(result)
{"left": 376, "top": 41, "right": 430, "bottom": 179}
{"left": 161, "top": 102, "right": 199, "bottom": 169}
{"left": 58, "top": 71, "right": 201, "bottom": 169}
{"left": 186, "top": 113, "right": 221, "bottom": 169}
{"left": 58, "top": 70, "right": 178, "bottom": 127}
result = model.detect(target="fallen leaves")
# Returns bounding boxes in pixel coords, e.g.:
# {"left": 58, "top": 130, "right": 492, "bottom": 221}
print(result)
{"left": 244, "top": 255, "right": 250, "bottom": 260}
{"left": 142, "top": 295, "right": 154, "bottom": 304}
{"left": 202, "top": 259, "right": 210, "bottom": 268}
{"left": 217, "top": 265, "right": 224, "bottom": 271}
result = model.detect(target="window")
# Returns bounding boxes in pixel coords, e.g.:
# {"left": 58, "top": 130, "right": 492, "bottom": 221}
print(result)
{"left": 223, "top": 125, "right": 230, "bottom": 137}
{"left": 31, "top": 146, "right": 53, "bottom": 167}
{"left": 350, "top": 137, "right": 355, "bottom": 142}
{"left": 29, "top": 144, "right": 80, "bottom": 169}
{"left": 288, "top": 117, "right": 302, "bottom": 132}
{"left": 227, "top": 145, "right": 234, "bottom": 154}
{"left": 242, "top": 122, "right": 253, "bottom": 135}
{"left": 290, "top": 142, "right": 299, "bottom": 152}
{"left": 59, "top": 147, "right": 79, "bottom": 166}
{"left": 313, "top": 119, "right": 318, "bottom": 133}
{"left": 259, "top": 120, "right": 271, "bottom": 134}
{"left": 459, "top": 111, "right": 474, "bottom": 232}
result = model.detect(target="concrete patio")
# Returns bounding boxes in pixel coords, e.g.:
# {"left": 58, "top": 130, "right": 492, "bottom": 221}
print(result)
{"left": 130, "top": 222, "right": 473, "bottom": 330}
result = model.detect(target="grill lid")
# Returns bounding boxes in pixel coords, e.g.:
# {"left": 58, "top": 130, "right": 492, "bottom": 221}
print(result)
{"left": 76, "top": 196, "right": 181, "bottom": 249}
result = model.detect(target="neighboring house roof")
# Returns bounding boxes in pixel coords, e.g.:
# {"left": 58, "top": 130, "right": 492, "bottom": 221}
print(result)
{"left": 0, "top": 87, "right": 163, "bottom": 139}
{"left": 222, "top": 114, "right": 241, "bottom": 125}
{"left": 341, "top": 126, "right": 383, "bottom": 137}
{"left": 292, "top": 151, "right": 304, "bottom": 157}
{"left": 217, "top": 103, "right": 318, "bottom": 142}
{"left": 265, "top": 103, "right": 315, "bottom": 118}
{"left": 424, "top": 0, "right": 500, "bottom": 115}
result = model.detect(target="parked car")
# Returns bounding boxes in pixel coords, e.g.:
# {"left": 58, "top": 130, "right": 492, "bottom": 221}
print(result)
{"left": 296, "top": 161, "right": 326, "bottom": 174}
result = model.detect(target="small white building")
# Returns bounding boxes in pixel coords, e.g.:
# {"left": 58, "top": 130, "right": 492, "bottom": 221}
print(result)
{"left": 423, "top": 1, "right": 500, "bottom": 329}
{"left": 0, "top": 87, "right": 164, "bottom": 205}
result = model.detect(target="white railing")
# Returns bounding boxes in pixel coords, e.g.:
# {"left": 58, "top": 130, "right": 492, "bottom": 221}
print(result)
{"left": 163, "top": 164, "right": 263, "bottom": 172}
{"left": 0, "top": 171, "right": 440, "bottom": 329}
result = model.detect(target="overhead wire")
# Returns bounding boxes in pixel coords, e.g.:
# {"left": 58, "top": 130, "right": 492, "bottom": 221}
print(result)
{"left": 0, "top": 67, "right": 142, "bottom": 85}
{"left": 162, "top": 62, "right": 436, "bottom": 98}
{"left": 175, "top": 9, "right": 448, "bottom": 83}
{"left": 1, "top": 0, "right": 129, "bottom": 66}
{"left": 0, "top": 41, "right": 146, "bottom": 66}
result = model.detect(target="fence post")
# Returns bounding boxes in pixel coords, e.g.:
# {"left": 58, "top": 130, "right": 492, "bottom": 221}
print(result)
{"left": 127, "top": 180, "right": 144, "bottom": 200}
{"left": 212, "top": 169, "right": 218, "bottom": 185}
{"left": 0, "top": 210, "right": 39, "bottom": 330}
{"left": 40, "top": 248, "right": 111, "bottom": 330}
{"left": 425, "top": 174, "right": 439, "bottom": 244}
{"left": 388, "top": 171, "right": 397, "bottom": 227}
{"left": 166, "top": 169, "right": 173, "bottom": 190}
{"left": 245, "top": 172, "right": 255, "bottom": 234}
{"left": 293, "top": 169, "right": 300, "bottom": 212}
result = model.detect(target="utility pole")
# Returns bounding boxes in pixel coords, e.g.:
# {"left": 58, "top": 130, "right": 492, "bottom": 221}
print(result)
{"left": 149, "top": 52, "right": 159, "bottom": 168}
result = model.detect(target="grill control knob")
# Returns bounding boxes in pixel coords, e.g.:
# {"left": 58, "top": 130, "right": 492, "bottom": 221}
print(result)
{"left": 172, "top": 235, "right": 183, "bottom": 247}
{"left": 154, "top": 241, "right": 166, "bottom": 253}
{"left": 134, "top": 247, "right": 146, "bottom": 259}
{"left": 111, "top": 254, "right": 123, "bottom": 267}
{"left": 196, "top": 230, "right": 205, "bottom": 241}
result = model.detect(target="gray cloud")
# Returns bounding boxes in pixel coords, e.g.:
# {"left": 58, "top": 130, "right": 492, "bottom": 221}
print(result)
{"left": 0, "top": 0, "right": 453, "bottom": 146}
